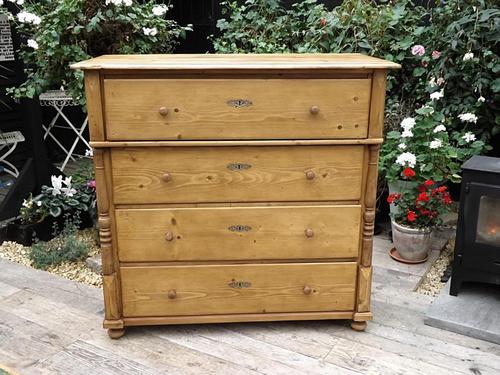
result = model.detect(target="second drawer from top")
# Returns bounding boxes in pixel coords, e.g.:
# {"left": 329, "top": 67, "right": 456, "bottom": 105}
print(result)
{"left": 111, "top": 145, "right": 364, "bottom": 204}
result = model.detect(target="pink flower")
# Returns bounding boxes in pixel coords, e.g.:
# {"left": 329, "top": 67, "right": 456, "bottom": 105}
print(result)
{"left": 432, "top": 50, "right": 441, "bottom": 59}
{"left": 411, "top": 45, "right": 425, "bottom": 56}
{"left": 87, "top": 179, "right": 96, "bottom": 189}
{"left": 437, "top": 77, "right": 445, "bottom": 86}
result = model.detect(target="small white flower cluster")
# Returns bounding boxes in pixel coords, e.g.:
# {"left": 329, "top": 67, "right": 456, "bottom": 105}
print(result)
{"left": 430, "top": 89, "right": 444, "bottom": 101}
{"left": 396, "top": 152, "right": 417, "bottom": 168}
{"left": 50, "top": 175, "right": 77, "bottom": 197}
{"left": 458, "top": 112, "right": 478, "bottom": 123}
{"left": 143, "top": 27, "right": 158, "bottom": 36}
{"left": 105, "top": 0, "right": 133, "bottom": 6}
{"left": 17, "top": 11, "right": 41, "bottom": 25}
{"left": 4, "top": 0, "right": 25, "bottom": 5}
{"left": 400, "top": 117, "right": 415, "bottom": 138}
{"left": 433, "top": 124, "right": 446, "bottom": 133}
{"left": 463, "top": 52, "right": 474, "bottom": 61}
{"left": 27, "top": 39, "right": 38, "bottom": 50}
{"left": 462, "top": 132, "right": 476, "bottom": 143}
{"left": 477, "top": 96, "right": 485, "bottom": 103}
{"left": 429, "top": 139, "right": 442, "bottom": 149}
{"left": 152, "top": 4, "right": 168, "bottom": 16}
{"left": 398, "top": 143, "right": 407, "bottom": 150}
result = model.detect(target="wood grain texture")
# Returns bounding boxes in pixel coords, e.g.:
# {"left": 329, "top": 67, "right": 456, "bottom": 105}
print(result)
{"left": 84, "top": 71, "right": 105, "bottom": 141}
{"left": 71, "top": 53, "right": 402, "bottom": 71}
{"left": 111, "top": 146, "right": 364, "bottom": 204}
{"left": 90, "top": 138, "right": 384, "bottom": 148}
{"left": 368, "top": 70, "right": 387, "bottom": 139}
{"left": 115, "top": 205, "right": 361, "bottom": 262}
{"left": 104, "top": 79, "right": 370, "bottom": 140}
{"left": 356, "top": 266, "right": 372, "bottom": 313}
{"left": 120, "top": 263, "right": 357, "bottom": 317}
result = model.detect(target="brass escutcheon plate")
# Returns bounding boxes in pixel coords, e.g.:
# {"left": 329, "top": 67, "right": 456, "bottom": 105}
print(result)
{"left": 227, "top": 162, "right": 252, "bottom": 171}
{"left": 227, "top": 98, "right": 253, "bottom": 108}
{"left": 228, "top": 280, "right": 252, "bottom": 289}
{"left": 228, "top": 225, "right": 252, "bottom": 232}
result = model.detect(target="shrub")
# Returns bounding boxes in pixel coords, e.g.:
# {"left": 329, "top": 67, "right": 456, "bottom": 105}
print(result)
{"left": 212, "top": 0, "right": 499, "bottom": 152}
{"left": 1, "top": 0, "right": 191, "bottom": 106}
{"left": 29, "top": 217, "right": 89, "bottom": 269}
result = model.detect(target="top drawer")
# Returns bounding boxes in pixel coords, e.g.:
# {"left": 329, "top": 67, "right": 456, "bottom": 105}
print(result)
{"left": 103, "top": 79, "right": 371, "bottom": 141}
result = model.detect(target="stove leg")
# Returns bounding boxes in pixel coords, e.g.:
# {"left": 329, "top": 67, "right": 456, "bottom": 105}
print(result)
{"left": 450, "top": 277, "right": 462, "bottom": 296}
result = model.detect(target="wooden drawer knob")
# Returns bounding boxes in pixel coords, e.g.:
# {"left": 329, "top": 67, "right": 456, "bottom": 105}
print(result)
{"left": 309, "top": 105, "right": 320, "bottom": 115}
{"left": 305, "top": 228, "right": 314, "bottom": 238}
{"left": 167, "top": 289, "right": 177, "bottom": 299}
{"left": 305, "top": 170, "right": 316, "bottom": 180}
{"left": 159, "top": 106, "right": 169, "bottom": 116}
{"left": 165, "top": 232, "right": 174, "bottom": 241}
{"left": 303, "top": 285, "right": 313, "bottom": 295}
{"left": 161, "top": 172, "right": 172, "bottom": 182}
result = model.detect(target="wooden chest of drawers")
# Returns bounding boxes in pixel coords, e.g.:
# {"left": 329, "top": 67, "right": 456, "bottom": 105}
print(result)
{"left": 72, "top": 54, "right": 399, "bottom": 338}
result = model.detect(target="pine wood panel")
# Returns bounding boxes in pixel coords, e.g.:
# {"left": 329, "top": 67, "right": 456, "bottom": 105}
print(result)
{"left": 111, "top": 145, "right": 364, "bottom": 204}
{"left": 115, "top": 205, "right": 361, "bottom": 262}
{"left": 71, "top": 53, "right": 402, "bottom": 71}
{"left": 103, "top": 79, "right": 370, "bottom": 140}
{"left": 120, "top": 262, "right": 357, "bottom": 317}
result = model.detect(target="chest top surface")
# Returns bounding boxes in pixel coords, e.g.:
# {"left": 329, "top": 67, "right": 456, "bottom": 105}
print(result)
{"left": 71, "top": 53, "right": 401, "bottom": 71}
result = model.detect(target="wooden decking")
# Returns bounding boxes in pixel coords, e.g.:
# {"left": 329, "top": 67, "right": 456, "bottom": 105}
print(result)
{"left": 1, "top": 235, "right": 500, "bottom": 374}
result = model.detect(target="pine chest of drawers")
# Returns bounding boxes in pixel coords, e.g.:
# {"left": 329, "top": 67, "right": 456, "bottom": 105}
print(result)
{"left": 72, "top": 54, "right": 400, "bottom": 338}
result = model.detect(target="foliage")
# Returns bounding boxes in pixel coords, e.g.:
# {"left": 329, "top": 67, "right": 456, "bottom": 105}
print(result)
{"left": 20, "top": 174, "right": 95, "bottom": 224}
{"left": 29, "top": 216, "right": 90, "bottom": 269}
{"left": 1, "top": 0, "right": 191, "bottom": 106}
{"left": 388, "top": 179, "right": 453, "bottom": 229}
{"left": 379, "top": 101, "right": 486, "bottom": 184}
{"left": 212, "top": 0, "right": 499, "bottom": 159}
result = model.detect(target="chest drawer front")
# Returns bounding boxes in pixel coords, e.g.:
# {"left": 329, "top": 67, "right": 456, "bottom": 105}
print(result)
{"left": 103, "top": 79, "right": 370, "bottom": 140}
{"left": 116, "top": 205, "right": 361, "bottom": 262}
{"left": 111, "top": 145, "right": 364, "bottom": 204}
{"left": 121, "top": 262, "right": 357, "bottom": 317}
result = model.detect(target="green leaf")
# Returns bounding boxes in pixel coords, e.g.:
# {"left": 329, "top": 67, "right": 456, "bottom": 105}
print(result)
{"left": 49, "top": 206, "right": 62, "bottom": 218}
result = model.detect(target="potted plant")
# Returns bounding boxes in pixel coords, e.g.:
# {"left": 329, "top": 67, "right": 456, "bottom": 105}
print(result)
{"left": 8, "top": 175, "right": 95, "bottom": 245}
{"left": 387, "top": 179, "right": 453, "bottom": 262}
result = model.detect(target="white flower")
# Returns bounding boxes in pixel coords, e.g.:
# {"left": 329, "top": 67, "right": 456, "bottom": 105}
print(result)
{"left": 61, "top": 176, "right": 77, "bottom": 197}
{"left": 400, "top": 117, "right": 416, "bottom": 131}
{"left": 401, "top": 129, "right": 413, "bottom": 138}
{"left": 477, "top": 96, "right": 485, "bottom": 103}
{"left": 398, "top": 143, "right": 407, "bottom": 150}
{"left": 106, "top": 0, "right": 132, "bottom": 6}
{"left": 430, "top": 90, "right": 444, "bottom": 101}
{"left": 51, "top": 175, "right": 63, "bottom": 196}
{"left": 36, "top": 201, "right": 42, "bottom": 207}
{"left": 22, "top": 199, "right": 29, "bottom": 208}
{"left": 429, "top": 139, "right": 443, "bottom": 149}
{"left": 152, "top": 4, "right": 168, "bottom": 16}
{"left": 463, "top": 52, "right": 474, "bottom": 61}
{"left": 396, "top": 152, "right": 417, "bottom": 168}
{"left": 433, "top": 124, "right": 446, "bottom": 133}
{"left": 462, "top": 132, "right": 476, "bottom": 143}
{"left": 436, "top": 77, "right": 445, "bottom": 86}
{"left": 27, "top": 39, "right": 39, "bottom": 50}
{"left": 85, "top": 148, "right": 93, "bottom": 157}
{"left": 143, "top": 27, "right": 158, "bottom": 36}
{"left": 458, "top": 113, "right": 478, "bottom": 123}
{"left": 17, "top": 11, "right": 41, "bottom": 25}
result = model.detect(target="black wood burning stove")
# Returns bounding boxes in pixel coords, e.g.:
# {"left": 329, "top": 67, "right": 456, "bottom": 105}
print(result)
{"left": 450, "top": 156, "right": 500, "bottom": 296}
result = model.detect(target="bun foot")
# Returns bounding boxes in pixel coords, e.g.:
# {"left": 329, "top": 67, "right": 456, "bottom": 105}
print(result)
{"left": 108, "top": 328, "right": 126, "bottom": 339}
{"left": 350, "top": 321, "right": 367, "bottom": 332}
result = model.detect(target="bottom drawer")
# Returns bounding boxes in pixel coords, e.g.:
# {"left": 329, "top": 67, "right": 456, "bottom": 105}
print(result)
{"left": 121, "top": 263, "right": 357, "bottom": 317}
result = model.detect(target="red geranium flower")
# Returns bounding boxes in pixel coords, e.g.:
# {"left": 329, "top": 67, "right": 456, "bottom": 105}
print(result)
{"left": 320, "top": 18, "right": 327, "bottom": 26}
{"left": 418, "top": 185, "right": 426, "bottom": 192}
{"left": 443, "top": 193, "right": 453, "bottom": 205}
{"left": 387, "top": 193, "right": 401, "bottom": 204}
{"left": 403, "top": 167, "right": 415, "bottom": 178}
{"left": 417, "top": 192, "right": 430, "bottom": 203}
{"left": 407, "top": 211, "right": 417, "bottom": 222}
{"left": 437, "top": 186, "right": 447, "bottom": 193}
{"left": 424, "top": 179, "right": 434, "bottom": 187}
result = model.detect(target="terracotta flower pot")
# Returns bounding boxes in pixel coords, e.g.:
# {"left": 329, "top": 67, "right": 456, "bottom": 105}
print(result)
{"left": 391, "top": 220, "right": 432, "bottom": 261}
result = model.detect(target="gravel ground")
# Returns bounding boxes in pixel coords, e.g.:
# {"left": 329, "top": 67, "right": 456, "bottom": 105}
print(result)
{"left": 0, "top": 228, "right": 102, "bottom": 287}
{"left": 416, "top": 237, "right": 455, "bottom": 297}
